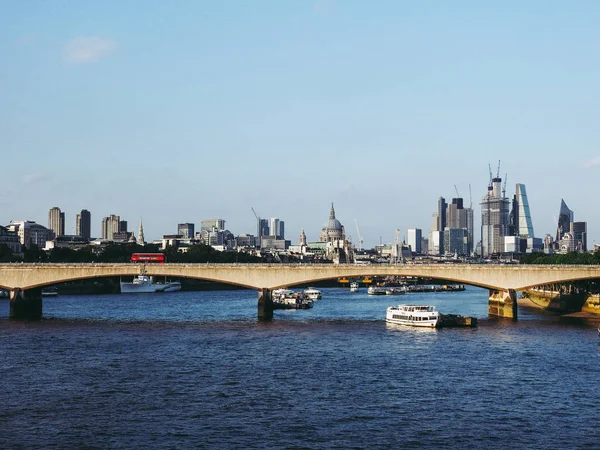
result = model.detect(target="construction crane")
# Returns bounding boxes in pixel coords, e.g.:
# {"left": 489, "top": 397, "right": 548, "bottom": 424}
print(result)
{"left": 488, "top": 164, "right": 493, "bottom": 184}
{"left": 354, "top": 219, "right": 363, "bottom": 251}
{"left": 251, "top": 207, "right": 260, "bottom": 221}
{"left": 496, "top": 160, "right": 501, "bottom": 178}
{"left": 502, "top": 174, "right": 507, "bottom": 198}
{"left": 469, "top": 184, "right": 473, "bottom": 209}
{"left": 454, "top": 184, "right": 461, "bottom": 199}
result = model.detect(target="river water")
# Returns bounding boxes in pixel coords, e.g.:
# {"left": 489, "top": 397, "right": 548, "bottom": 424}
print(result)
{"left": 1, "top": 286, "right": 599, "bottom": 449}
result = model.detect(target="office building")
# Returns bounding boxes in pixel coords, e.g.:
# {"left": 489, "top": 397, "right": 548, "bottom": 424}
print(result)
{"left": 101, "top": 215, "right": 123, "bottom": 241}
{"left": 269, "top": 218, "right": 284, "bottom": 239}
{"left": 76, "top": 209, "right": 91, "bottom": 241}
{"left": 6, "top": 221, "right": 53, "bottom": 248}
{"left": 446, "top": 198, "right": 474, "bottom": 255}
{"left": 407, "top": 228, "right": 422, "bottom": 254}
{"left": 256, "top": 218, "right": 269, "bottom": 248}
{"left": 556, "top": 199, "right": 574, "bottom": 242}
{"left": 570, "top": 221, "right": 587, "bottom": 252}
{"left": 0, "top": 225, "right": 21, "bottom": 254}
{"left": 509, "top": 184, "right": 534, "bottom": 239}
{"left": 437, "top": 197, "right": 447, "bottom": 232}
{"left": 48, "top": 207, "right": 65, "bottom": 238}
{"left": 201, "top": 219, "right": 225, "bottom": 232}
{"left": 178, "top": 223, "right": 195, "bottom": 239}
{"left": 481, "top": 175, "right": 509, "bottom": 257}
{"left": 444, "top": 228, "right": 468, "bottom": 256}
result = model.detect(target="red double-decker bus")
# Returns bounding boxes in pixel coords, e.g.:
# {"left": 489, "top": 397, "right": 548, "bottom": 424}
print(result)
{"left": 130, "top": 253, "right": 166, "bottom": 264}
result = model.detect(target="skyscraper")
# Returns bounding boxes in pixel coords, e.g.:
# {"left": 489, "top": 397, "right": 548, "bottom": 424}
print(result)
{"left": 76, "top": 209, "right": 91, "bottom": 241}
{"left": 509, "top": 184, "right": 534, "bottom": 239}
{"left": 437, "top": 197, "right": 447, "bottom": 232}
{"left": 407, "top": 228, "right": 422, "bottom": 254}
{"left": 446, "top": 198, "right": 474, "bottom": 255}
{"left": 257, "top": 218, "right": 269, "bottom": 248}
{"left": 101, "top": 215, "right": 122, "bottom": 241}
{"left": 556, "top": 199, "right": 573, "bottom": 241}
{"left": 48, "top": 207, "right": 65, "bottom": 237}
{"left": 269, "top": 218, "right": 284, "bottom": 239}
{"left": 481, "top": 176, "right": 509, "bottom": 257}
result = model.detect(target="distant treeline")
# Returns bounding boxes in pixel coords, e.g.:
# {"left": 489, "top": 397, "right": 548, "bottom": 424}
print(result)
{"left": 0, "top": 243, "right": 263, "bottom": 264}
{"left": 520, "top": 251, "right": 600, "bottom": 265}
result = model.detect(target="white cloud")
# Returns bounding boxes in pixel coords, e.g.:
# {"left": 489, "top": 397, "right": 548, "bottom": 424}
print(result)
{"left": 63, "top": 36, "right": 117, "bottom": 64}
{"left": 583, "top": 157, "right": 600, "bottom": 168}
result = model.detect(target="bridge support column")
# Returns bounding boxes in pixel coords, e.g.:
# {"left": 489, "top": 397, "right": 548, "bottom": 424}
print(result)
{"left": 488, "top": 289, "right": 517, "bottom": 320}
{"left": 9, "top": 288, "right": 43, "bottom": 320}
{"left": 258, "top": 288, "right": 273, "bottom": 321}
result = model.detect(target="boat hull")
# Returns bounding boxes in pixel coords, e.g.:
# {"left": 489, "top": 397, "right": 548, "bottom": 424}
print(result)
{"left": 120, "top": 281, "right": 181, "bottom": 294}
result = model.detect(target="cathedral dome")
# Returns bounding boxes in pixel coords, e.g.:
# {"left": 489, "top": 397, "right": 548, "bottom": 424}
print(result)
{"left": 320, "top": 203, "right": 344, "bottom": 242}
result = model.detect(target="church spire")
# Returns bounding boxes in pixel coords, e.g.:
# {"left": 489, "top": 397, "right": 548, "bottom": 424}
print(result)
{"left": 137, "top": 218, "right": 145, "bottom": 245}
{"left": 329, "top": 202, "right": 336, "bottom": 220}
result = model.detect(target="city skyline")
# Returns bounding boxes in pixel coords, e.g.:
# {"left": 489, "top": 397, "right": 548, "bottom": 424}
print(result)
{"left": 2, "top": 2, "right": 600, "bottom": 247}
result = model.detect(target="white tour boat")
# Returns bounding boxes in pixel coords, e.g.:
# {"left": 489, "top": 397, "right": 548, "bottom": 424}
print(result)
{"left": 386, "top": 304, "right": 440, "bottom": 328}
{"left": 120, "top": 275, "right": 182, "bottom": 293}
{"left": 304, "top": 287, "right": 323, "bottom": 300}
{"left": 350, "top": 282, "right": 360, "bottom": 292}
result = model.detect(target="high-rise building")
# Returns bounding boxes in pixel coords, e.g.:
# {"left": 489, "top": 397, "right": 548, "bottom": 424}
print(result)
{"left": 48, "top": 207, "right": 65, "bottom": 238}
{"left": 101, "top": 215, "right": 123, "bottom": 241}
{"left": 481, "top": 175, "right": 510, "bottom": 257}
{"left": 437, "top": 197, "right": 447, "bottom": 232}
{"left": 269, "top": 218, "right": 284, "bottom": 239}
{"left": 201, "top": 219, "right": 225, "bottom": 232}
{"left": 444, "top": 228, "right": 468, "bottom": 256}
{"left": 509, "top": 184, "right": 534, "bottom": 239}
{"left": 446, "top": 198, "right": 474, "bottom": 255}
{"left": 178, "top": 223, "right": 195, "bottom": 239}
{"left": 257, "top": 218, "right": 269, "bottom": 248}
{"left": 556, "top": 199, "right": 574, "bottom": 241}
{"left": 76, "top": 209, "right": 91, "bottom": 241}
{"left": 407, "top": 228, "right": 422, "bottom": 254}
{"left": 570, "top": 221, "right": 587, "bottom": 252}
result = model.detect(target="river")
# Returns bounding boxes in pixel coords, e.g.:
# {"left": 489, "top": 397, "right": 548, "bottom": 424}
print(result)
{"left": 1, "top": 286, "right": 599, "bottom": 448}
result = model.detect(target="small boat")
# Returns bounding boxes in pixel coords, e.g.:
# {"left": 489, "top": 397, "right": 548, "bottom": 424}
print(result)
{"left": 368, "top": 286, "right": 387, "bottom": 295}
{"left": 273, "top": 291, "right": 314, "bottom": 310}
{"left": 350, "top": 282, "right": 359, "bottom": 292}
{"left": 41, "top": 287, "right": 59, "bottom": 297}
{"left": 273, "top": 288, "right": 294, "bottom": 299}
{"left": 385, "top": 287, "right": 406, "bottom": 295}
{"left": 120, "top": 275, "right": 181, "bottom": 293}
{"left": 386, "top": 304, "right": 440, "bottom": 328}
{"left": 304, "top": 287, "right": 323, "bottom": 300}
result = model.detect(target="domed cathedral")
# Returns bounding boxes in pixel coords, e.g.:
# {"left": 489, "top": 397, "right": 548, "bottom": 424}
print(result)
{"left": 319, "top": 203, "right": 354, "bottom": 264}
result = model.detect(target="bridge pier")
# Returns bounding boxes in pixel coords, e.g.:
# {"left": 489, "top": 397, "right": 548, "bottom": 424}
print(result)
{"left": 9, "top": 288, "right": 43, "bottom": 320}
{"left": 258, "top": 288, "right": 273, "bottom": 321}
{"left": 488, "top": 289, "right": 517, "bottom": 320}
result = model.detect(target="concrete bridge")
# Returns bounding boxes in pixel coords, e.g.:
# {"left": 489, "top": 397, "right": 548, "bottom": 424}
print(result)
{"left": 1, "top": 263, "right": 600, "bottom": 320}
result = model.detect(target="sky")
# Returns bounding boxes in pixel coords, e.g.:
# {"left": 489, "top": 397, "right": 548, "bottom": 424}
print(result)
{"left": 1, "top": 1, "right": 599, "bottom": 248}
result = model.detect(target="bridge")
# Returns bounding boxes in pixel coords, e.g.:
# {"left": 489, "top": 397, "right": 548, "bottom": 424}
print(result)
{"left": 1, "top": 263, "right": 600, "bottom": 320}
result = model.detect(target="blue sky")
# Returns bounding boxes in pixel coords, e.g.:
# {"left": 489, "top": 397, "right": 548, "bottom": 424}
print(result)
{"left": 1, "top": 1, "right": 599, "bottom": 248}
